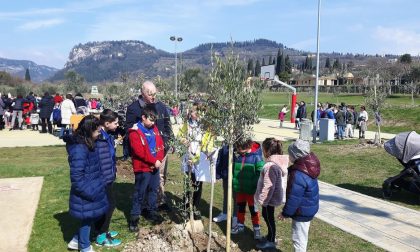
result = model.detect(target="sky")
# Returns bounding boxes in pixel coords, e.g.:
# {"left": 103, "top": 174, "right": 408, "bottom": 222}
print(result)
{"left": 1, "top": 0, "right": 420, "bottom": 69}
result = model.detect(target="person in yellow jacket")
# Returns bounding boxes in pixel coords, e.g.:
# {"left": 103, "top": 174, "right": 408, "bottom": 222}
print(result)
{"left": 178, "top": 106, "right": 215, "bottom": 219}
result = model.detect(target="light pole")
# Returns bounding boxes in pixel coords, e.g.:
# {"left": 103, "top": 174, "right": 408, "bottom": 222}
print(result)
{"left": 170, "top": 36, "right": 183, "bottom": 98}
{"left": 312, "top": 0, "right": 321, "bottom": 143}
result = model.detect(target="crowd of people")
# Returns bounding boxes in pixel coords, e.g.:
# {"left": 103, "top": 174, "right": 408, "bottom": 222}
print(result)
{"left": 2, "top": 83, "right": 322, "bottom": 251}
{"left": 280, "top": 101, "right": 370, "bottom": 139}
{"left": 0, "top": 91, "right": 103, "bottom": 136}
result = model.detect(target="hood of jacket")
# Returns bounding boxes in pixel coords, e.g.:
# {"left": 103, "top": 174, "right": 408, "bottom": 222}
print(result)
{"left": 63, "top": 134, "right": 84, "bottom": 145}
{"left": 290, "top": 152, "right": 320, "bottom": 179}
{"left": 266, "top": 154, "right": 289, "bottom": 176}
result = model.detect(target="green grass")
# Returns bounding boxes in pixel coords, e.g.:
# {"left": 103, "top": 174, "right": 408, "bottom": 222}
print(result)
{"left": 0, "top": 145, "right": 389, "bottom": 252}
{"left": 260, "top": 92, "right": 420, "bottom": 133}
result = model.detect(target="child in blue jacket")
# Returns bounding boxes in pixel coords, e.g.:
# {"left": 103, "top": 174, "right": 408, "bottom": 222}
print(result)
{"left": 278, "top": 139, "right": 320, "bottom": 252}
{"left": 93, "top": 109, "right": 121, "bottom": 247}
{"left": 65, "top": 115, "right": 109, "bottom": 252}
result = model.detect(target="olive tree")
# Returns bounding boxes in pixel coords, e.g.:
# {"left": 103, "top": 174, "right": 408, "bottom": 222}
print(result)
{"left": 202, "top": 49, "right": 264, "bottom": 251}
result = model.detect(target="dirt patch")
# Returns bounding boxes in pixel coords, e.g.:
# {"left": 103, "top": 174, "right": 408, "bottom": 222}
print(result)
{"left": 122, "top": 223, "right": 243, "bottom": 252}
{"left": 116, "top": 159, "right": 134, "bottom": 181}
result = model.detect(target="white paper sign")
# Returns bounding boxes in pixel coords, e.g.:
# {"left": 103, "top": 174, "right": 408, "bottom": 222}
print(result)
{"left": 195, "top": 149, "right": 219, "bottom": 183}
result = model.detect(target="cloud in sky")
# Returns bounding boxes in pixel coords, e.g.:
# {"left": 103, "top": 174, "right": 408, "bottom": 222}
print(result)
{"left": 87, "top": 11, "right": 171, "bottom": 41}
{"left": 18, "top": 18, "right": 65, "bottom": 30}
{"left": 373, "top": 26, "right": 420, "bottom": 55}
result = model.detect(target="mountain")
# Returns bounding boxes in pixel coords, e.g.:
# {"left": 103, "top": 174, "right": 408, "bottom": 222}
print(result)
{"left": 50, "top": 40, "right": 172, "bottom": 82}
{"left": 50, "top": 39, "right": 399, "bottom": 83}
{"left": 0, "top": 58, "right": 58, "bottom": 83}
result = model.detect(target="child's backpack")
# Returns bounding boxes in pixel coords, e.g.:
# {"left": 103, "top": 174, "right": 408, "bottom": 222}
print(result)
{"left": 52, "top": 107, "right": 61, "bottom": 123}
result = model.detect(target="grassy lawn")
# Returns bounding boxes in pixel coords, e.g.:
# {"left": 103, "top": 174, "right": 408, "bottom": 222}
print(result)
{"left": 260, "top": 92, "right": 420, "bottom": 133}
{"left": 0, "top": 144, "right": 397, "bottom": 252}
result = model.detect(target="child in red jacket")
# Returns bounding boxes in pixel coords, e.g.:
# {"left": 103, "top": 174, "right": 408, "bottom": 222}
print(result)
{"left": 128, "top": 106, "right": 165, "bottom": 232}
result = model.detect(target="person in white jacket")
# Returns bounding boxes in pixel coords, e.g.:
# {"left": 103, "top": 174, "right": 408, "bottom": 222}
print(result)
{"left": 60, "top": 94, "right": 76, "bottom": 137}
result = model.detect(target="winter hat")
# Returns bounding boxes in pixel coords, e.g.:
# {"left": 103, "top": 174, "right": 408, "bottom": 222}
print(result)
{"left": 288, "top": 139, "right": 310, "bottom": 160}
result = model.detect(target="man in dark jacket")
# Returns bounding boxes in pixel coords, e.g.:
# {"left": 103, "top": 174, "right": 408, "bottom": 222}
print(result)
{"left": 125, "top": 81, "right": 173, "bottom": 211}
{"left": 335, "top": 105, "right": 346, "bottom": 140}
{"left": 279, "top": 139, "right": 320, "bottom": 252}
{"left": 39, "top": 92, "right": 55, "bottom": 133}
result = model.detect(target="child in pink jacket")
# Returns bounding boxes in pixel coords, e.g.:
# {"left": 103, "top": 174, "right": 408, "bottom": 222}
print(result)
{"left": 255, "top": 137, "right": 289, "bottom": 250}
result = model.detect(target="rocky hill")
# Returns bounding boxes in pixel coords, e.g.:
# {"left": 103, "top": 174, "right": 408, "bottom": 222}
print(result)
{"left": 0, "top": 58, "right": 58, "bottom": 83}
{"left": 50, "top": 39, "right": 400, "bottom": 83}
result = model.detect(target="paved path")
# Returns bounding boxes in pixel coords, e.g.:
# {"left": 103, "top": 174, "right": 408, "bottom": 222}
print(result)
{"left": 173, "top": 119, "right": 396, "bottom": 142}
{"left": 0, "top": 129, "right": 64, "bottom": 148}
{"left": 251, "top": 119, "right": 397, "bottom": 142}
{"left": 318, "top": 181, "right": 420, "bottom": 252}
{"left": 0, "top": 177, "right": 44, "bottom": 252}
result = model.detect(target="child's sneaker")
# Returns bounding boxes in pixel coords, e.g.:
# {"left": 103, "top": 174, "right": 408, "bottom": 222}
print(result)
{"left": 231, "top": 224, "right": 244, "bottom": 234}
{"left": 67, "top": 237, "right": 79, "bottom": 250}
{"left": 96, "top": 233, "right": 122, "bottom": 247}
{"left": 256, "top": 240, "right": 276, "bottom": 250}
{"left": 80, "top": 245, "right": 95, "bottom": 252}
{"left": 213, "top": 213, "right": 227, "bottom": 222}
{"left": 253, "top": 226, "right": 262, "bottom": 240}
{"left": 108, "top": 230, "right": 119, "bottom": 238}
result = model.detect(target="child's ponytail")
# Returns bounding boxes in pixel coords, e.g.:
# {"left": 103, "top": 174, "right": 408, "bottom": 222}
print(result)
{"left": 262, "top": 137, "right": 283, "bottom": 156}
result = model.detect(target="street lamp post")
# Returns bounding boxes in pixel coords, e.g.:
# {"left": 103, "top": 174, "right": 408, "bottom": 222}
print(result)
{"left": 170, "top": 36, "right": 183, "bottom": 98}
{"left": 313, "top": 0, "right": 321, "bottom": 143}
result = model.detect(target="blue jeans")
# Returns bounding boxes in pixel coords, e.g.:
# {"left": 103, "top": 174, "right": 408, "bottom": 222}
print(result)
{"left": 130, "top": 170, "right": 160, "bottom": 217}
{"left": 60, "top": 124, "right": 71, "bottom": 138}
{"left": 338, "top": 125, "right": 345, "bottom": 139}
{"left": 73, "top": 217, "right": 98, "bottom": 250}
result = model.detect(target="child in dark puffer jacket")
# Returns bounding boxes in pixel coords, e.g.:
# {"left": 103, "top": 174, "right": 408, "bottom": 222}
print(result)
{"left": 278, "top": 139, "right": 320, "bottom": 252}
{"left": 65, "top": 115, "right": 108, "bottom": 252}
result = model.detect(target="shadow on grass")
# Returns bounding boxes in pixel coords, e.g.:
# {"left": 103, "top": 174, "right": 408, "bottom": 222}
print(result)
{"left": 53, "top": 211, "right": 79, "bottom": 243}
{"left": 337, "top": 183, "right": 420, "bottom": 207}
{"left": 113, "top": 182, "right": 134, "bottom": 222}
{"left": 268, "top": 125, "right": 297, "bottom": 130}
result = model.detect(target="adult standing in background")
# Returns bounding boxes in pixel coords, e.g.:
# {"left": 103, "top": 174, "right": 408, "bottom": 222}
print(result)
{"left": 10, "top": 94, "right": 26, "bottom": 130}
{"left": 39, "top": 92, "right": 55, "bottom": 134}
{"left": 61, "top": 94, "right": 77, "bottom": 137}
{"left": 0, "top": 95, "right": 5, "bottom": 130}
{"left": 358, "top": 106, "right": 369, "bottom": 139}
{"left": 125, "top": 81, "right": 173, "bottom": 211}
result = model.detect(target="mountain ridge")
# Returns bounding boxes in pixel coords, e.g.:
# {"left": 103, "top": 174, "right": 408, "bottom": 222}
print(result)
{"left": 0, "top": 57, "right": 58, "bottom": 83}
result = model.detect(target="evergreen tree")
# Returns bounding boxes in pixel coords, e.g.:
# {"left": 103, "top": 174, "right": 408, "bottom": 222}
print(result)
{"left": 305, "top": 56, "right": 313, "bottom": 71}
{"left": 333, "top": 58, "right": 340, "bottom": 69}
{"left": 247, "top": 59, "right": 254, "bottom": 76}
{"left": 280, "top": 54, "right": 286, "bottom": 73}
{"left": 400, "top": 53, "right": 412, "bottom": 64}
{"left": 25, "top": 68, "right": 31, "bottom": 82}
{"left": 325, "top": 58, "right": 331, "bottom": 69}
{"left": 262, "top": 58, "right": 266, "bottom": 66}
{"left": 268, "top": 55, "right": 273, "bottom": 65}
{"left": 285, "top": 55, "right": 292, "bottom": 73}
{"left": 254, "top": 60, "right": 261, "bottom": 77}
{"left": 275, "top": 54, "right": 283, "bottom": 76}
